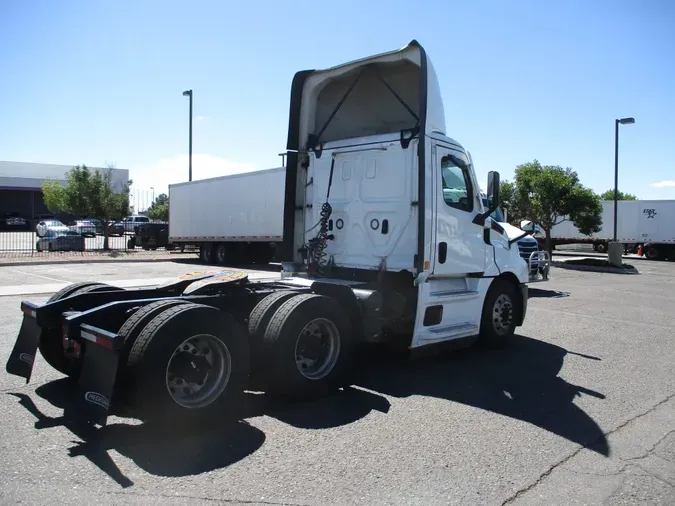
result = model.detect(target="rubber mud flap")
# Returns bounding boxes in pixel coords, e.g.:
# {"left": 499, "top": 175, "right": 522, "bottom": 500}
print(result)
{"left": 6, "top": 314, "right": 42, "bottom": 383}
{"left": 64, "top": 344, "right": 120, "bottom": 426}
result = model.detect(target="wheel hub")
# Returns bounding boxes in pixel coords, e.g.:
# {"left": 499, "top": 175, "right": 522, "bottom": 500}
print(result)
{"left": 165, "top": 334, "right": 231, "bottom": 409}
{"left": 294, "top": 318, "right": 340, "bottom": 380}
{"left": 169, "top": 351, "right": 211, "bottom": 384}
{"left": 492, "top": 293, "right": 514, "bottom": 336}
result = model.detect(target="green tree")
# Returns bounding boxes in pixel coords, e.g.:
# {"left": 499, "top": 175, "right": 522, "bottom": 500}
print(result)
{"left": 147, "top": 193, "right": 169, "bottom": 221}
{"left": 513, "top": 160, "right": 603, "bottom": 257}
{"left": 42, "top": 164, "right": 132, "bottom": 250}
{"left": 498, "top": 179, "right": 528, "bottom": 225}
{"left": 600, "top": 189, "right": 638, "bottom": 201}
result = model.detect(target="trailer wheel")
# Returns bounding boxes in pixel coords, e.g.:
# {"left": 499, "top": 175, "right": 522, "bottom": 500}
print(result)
{"left": 644, "top": 245, "right": 663, "bottom": 261}
{"left": 260, "top": 293, "right": 355, "bottom": 399}
{"left": 215, "top": 243, "right": 228, "bottom": 264}
{"left": 200, "top": 244, "right": 215, "bottom": 264}
{"left": 478, "top": 279, "right": 518, "bottom": 347}
{"left": 126, "top": 303, "right": 250, "bottom": 422}
{"left": 39, "top": 282, "right": 124, "bottom": 378}
{"left": 596, "top": 242, "right": 607, "bottom": 253}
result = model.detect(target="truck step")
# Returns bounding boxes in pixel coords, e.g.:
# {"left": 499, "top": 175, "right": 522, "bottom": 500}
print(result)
{"left": 429, "top": 289, "right": 478, "bottom": 298}
{"left": 419, "top": 322, "right": 479, "bottom": 342}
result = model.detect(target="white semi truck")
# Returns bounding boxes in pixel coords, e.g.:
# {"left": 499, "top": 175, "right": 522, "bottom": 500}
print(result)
{"left": 529, "top": 199, "right": 675, "bottom": 261}
{"left": 168, "top": 171, "right": 549, "bottom": 282}
{"left": 6, "top": 40, "right": 533, "bottom": 426}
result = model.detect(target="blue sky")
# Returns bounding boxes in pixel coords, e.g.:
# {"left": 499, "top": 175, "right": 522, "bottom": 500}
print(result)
{"left": 1, "top": 0, "right": 674, "bottom": 204}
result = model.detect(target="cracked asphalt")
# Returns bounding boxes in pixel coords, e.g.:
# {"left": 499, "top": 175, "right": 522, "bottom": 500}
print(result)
{"left": 0, "top": 259, "right": 674, "bottom": 505}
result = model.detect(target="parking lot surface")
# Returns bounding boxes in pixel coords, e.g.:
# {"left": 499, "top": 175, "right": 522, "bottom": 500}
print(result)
{"left": 1, "top": 260, "right": 674, "bottom": 505}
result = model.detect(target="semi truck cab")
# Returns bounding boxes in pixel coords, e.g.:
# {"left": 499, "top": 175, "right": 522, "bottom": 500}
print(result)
{"left": 281, "top": 40, "right": 531, "bottom": 346}
{"left": 6, "top": 40, "right": 536, "bottom": 427}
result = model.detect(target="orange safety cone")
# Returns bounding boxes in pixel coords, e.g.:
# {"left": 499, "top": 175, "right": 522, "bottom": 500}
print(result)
{"left": 637, "top": 245, "right": 643, "bottom": 256}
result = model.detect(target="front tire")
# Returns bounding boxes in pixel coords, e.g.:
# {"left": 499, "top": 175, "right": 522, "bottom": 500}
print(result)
{"left": 478, "top": 279, "right": 519, "bottom": 346}
{"left": 259, "top": 294, "right": 356, "bottom": 399}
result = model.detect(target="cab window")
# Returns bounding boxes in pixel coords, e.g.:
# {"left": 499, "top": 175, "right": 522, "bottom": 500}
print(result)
{"left": 441, "top": 155, "right": 474, "bottom": 212}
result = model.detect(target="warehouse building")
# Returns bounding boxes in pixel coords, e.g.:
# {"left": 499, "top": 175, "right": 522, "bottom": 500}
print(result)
{"left": 0, "top": 161, "right": 129, "bottom": 227}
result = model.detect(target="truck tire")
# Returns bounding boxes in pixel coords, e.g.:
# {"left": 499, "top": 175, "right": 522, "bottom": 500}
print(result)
{"left": 478, "top": 279, "right": 519, "bottom": 347}
{"left": 247, "top": 291, "right": 298, "bottom": 376}
{"left": 39, "top": 282, "right": 123, "bottom": 379}
{"left": 200, "top": 244, "right": 215, "bottom": 264}
{"left": 114, "top": 299, "right": 193, "bottom": 401}
{"left": 645, "top": 245, "right": 663, "bottom": 261}
{"left": 260, "top": 293, "right": 356, "bottom": 399}
{"left": 215, "top": 243, "right": 228, "bottom": 264}
{"left": 125, "top": 303, "right": 251, "bottom": 423}
{"left": 596, "top": 242, "right": 607, "bottom": 253}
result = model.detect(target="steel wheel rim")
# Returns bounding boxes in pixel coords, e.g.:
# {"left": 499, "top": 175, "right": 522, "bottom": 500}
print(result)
{"left": 492, "top": 293, "right": 514, "bottom": 336}
{"left": 165, "top": 333, "right": 231, "bottom": 408}
{"left": 294, "top": 318, "right": 341, "bottom": 380}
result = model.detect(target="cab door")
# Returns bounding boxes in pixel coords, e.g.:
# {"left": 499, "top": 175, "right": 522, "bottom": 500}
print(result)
{"left": 432, "top": 144, "right": 487, "bottom": 276}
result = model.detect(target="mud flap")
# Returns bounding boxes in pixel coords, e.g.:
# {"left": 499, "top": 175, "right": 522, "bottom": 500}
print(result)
{"left": 5, "top": 311, "right": 41, "bottom": 383}
{"left": 64, "top": 325, "right": 121, "bottom": 427}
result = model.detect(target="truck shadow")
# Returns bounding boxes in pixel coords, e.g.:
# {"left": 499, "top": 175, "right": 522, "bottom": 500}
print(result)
{"left": 8, "top": 387, "right": 265, "bottom": 488}
{"left": 528, "top": 288, "right": 571, "bottom": 298}
{"left": 8, "top": 334, "right": 607, "bottom": 487}
{"left": 353, "top": 334, "right": 608, "bottom": 456}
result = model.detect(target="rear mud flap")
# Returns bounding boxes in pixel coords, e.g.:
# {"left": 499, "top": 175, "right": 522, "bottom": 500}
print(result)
{"left": 5, "top": 316, "right": 42, "bottom": 383}
{"left": 64, "top": 343, "right": 119, "bottom": 427}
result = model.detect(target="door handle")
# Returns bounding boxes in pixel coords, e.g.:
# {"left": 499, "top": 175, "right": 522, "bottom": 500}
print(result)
{"left": 438, "top": 242, "right": 447, "bottom": 264}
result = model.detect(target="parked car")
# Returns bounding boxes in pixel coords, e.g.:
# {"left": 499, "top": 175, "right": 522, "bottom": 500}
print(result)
{"left": 67, "top": 220, "right": 97, "bottom": 237}
{"left": 36, "top": 228, "right": 86, "bottom": 252}
{"left": 36, "top": 219, "right": 67, "bottom": 237}
{"left": 127, "top": 221, "right": 181, "bottom": 251}
{"left": 2, "top": 212, "right": 29, "bottom": 231}
{"left": 110, "top": 215, "right": 150, "bottom": 235}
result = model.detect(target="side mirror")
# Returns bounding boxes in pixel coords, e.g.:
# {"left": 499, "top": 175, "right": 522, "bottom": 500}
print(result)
{"left": 487, "top": 171, "right": 500, "bottom": 211}
{"left": 520, "top": 220, "right": 535, "bottom": 233}
{"left": 473, "top": 171, "right": 501, "bottom": 227}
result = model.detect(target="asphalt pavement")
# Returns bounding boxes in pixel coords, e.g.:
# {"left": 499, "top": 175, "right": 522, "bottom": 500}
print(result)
{"left": 0, "top": 260, "right": 674, "bottom": 505}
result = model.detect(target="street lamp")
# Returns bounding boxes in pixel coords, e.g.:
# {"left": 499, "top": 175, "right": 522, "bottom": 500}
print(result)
{"left": 613, "top": 117, "right": 635, "bottom": 241}
{"left": 182, "top": 90, "right": 193, "bottom": 182}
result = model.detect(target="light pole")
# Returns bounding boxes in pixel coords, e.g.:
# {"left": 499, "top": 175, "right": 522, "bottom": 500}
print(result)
{"left": 613, "top": 117, "right": 635, "bottom": 241}
{"left": 182, "top": 89, "right": 193, "bottom": 181}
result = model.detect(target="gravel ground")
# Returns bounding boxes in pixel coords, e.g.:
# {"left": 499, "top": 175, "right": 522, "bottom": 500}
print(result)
{"left": 0, "top": 261, "right": 673, "bottom": 505}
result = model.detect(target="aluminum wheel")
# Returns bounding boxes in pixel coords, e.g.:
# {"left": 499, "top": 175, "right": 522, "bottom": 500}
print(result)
{"left": 492, "top": 293, "right": 514, "bottom": 336}
{"left": 294, "top": 318, "right": 341, "bottom": 380}
{"left": 165, "top": 333, "right": 231, "bottom": 408}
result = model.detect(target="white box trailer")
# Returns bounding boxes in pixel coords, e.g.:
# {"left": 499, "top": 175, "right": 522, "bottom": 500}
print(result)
{"left": 168, "top": 166, "right": 285, "bottom": 264}
{"left": 544, "top": 199, "right": 675, "bottom": 260}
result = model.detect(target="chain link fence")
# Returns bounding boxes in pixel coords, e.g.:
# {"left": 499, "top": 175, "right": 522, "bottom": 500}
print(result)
{"left": 0, "top": 218, "right": 198, "bottom": 261}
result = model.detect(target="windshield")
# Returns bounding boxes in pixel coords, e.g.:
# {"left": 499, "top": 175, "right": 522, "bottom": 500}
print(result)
{"left": 481, "top": 198, "right": 505, "bottom": 222}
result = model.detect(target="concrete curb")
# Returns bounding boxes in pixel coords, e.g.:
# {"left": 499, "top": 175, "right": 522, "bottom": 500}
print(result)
{"left": 0, "top": 253, "right": 199, "bottom": 267}
{"left": 551, "top": 260, "right": 639, "bottom": 275}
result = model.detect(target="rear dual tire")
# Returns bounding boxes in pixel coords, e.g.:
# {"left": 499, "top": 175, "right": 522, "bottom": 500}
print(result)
{"left": 122, "top": 302, "right": 250, "bottom": 423}
{"left": 250, "top": 292, "right": 356, "bottom": 399}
